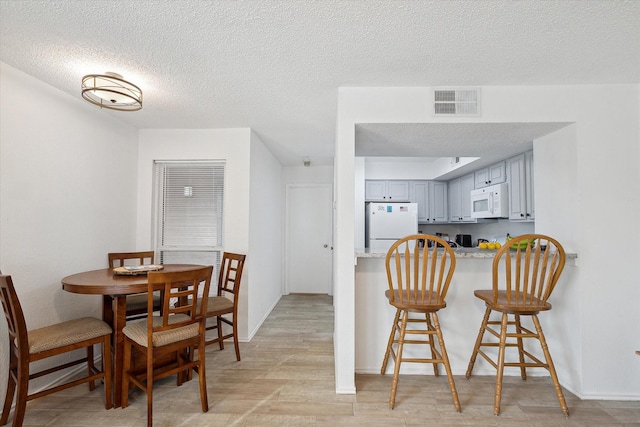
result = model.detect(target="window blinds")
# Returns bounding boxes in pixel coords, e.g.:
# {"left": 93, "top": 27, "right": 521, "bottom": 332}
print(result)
{"left": 153, "top": 161, "right": 225, "bottom": 267}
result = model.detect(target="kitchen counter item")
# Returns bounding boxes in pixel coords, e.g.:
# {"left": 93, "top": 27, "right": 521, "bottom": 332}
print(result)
{"left": 506, "top": 233, "right": 535, "bottom": 249}
{"left": 455, "top": 234, "right": 472, "bottom": 247}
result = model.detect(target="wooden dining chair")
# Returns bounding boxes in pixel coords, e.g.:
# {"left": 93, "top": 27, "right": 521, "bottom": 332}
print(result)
{"left": 121, "top": 266, "right": 213, "bottom": 427}
{"left": 201, "top": 252, "right": 246, "bottom": 360}
{"left": 380, "top": 235, "right": 460, "bottom": 411}
{"left": 0, "top": 275, "right": 112, "bottom": 427}
{"left": 108, "top": 251, "right": 161, "bottom": 320}
{"left": 465, "top": 234, "right": 568, "bottom": 416}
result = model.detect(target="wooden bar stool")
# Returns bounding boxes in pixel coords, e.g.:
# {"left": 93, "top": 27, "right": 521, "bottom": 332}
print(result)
{"left": 465, "top": 234, "right": 569, "bottom": 416}
{"left": 380, "top": 234, "right": 461, "bottom": 411}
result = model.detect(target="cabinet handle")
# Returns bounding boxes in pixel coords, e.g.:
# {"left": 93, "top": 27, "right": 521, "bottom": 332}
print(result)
{"left": 520, "top": 213, "right": 525, "bottom": 217}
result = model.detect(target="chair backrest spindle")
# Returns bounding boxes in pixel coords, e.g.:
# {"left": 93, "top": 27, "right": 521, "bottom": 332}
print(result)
{"left": 492, "top": 234, "right": 566, "bottom": 309}
{"left": 147, "top": 267, "right": 213, "bottom": 342}
{"left": 386, "top": 235, "right": 456, "bottom": 307}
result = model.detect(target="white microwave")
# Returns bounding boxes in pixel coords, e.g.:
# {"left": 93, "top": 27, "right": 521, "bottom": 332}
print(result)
{"left": 470, "top": 183, "right": 509, "bottom": 218}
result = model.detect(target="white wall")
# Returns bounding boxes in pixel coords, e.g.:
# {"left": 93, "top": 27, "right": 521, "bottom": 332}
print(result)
{"left": 335, "top": 85, "right": 640, "bottom": 399}
{"left": 136, "top": 128, "right": 284, "bottom": 342}
{"left": 283, "top": 165, "right": 334, "bottom": 185}
{"left": 0, "top": 62, "right": 139, "bottom": 399}
{"left": 247, "top": 131, "right": 284, "bottom": 338}
{"left": 136, "top": 128, "right": 252, "bottom": 253}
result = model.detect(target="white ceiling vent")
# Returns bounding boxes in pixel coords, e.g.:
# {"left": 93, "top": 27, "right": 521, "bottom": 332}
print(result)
{"left": 433, "top": 88, "right": 480, "bottom": 116}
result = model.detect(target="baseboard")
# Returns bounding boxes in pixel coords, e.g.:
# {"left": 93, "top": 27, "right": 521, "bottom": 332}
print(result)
{"left": 579, "top": 391, "right": 640, "bottom": 401}
{"left": 245, "top": 295, "right": 281, "bottom": 342}
{"left": 335, "top": 387, "right": 357, "bottom": 394}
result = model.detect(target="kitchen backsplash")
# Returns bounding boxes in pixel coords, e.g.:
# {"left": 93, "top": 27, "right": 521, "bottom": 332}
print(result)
{"left": 417, "top": 219, "right": 534, "bottom": 245}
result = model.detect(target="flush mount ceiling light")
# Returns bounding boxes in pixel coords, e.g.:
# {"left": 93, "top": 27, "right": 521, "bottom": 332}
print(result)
{"left": 81, "top": 72, "right": 142, "bottom": 111}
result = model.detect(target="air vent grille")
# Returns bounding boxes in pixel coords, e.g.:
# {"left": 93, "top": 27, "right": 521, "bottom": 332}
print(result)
{"left": 434, "top": 88, "right": 480, "bottom": 115}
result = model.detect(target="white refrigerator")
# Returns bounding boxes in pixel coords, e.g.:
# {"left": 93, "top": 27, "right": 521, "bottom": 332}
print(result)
{"left": 366, "top": 202, "right": 418, "bottom": 252}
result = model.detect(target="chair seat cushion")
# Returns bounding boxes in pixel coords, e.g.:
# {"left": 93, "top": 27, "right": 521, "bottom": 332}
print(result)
{"left": 28, "top": 317, "right": 112, "bottom": 354}
{"left": 384, "top": 289, "right": 446, "bottom": 311}
{"left": 203, "top": 296, "right": 234, "bottom": 316}
{"left": 123, "top": 314, "right": 197, "bottom": 347}
{"left": 474, "top": 289, "right": 552, "bottom": 313}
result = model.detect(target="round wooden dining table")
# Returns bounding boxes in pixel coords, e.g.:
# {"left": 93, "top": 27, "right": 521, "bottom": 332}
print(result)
{"left": 61, "top": 264, "right": 206, "bottom": 407}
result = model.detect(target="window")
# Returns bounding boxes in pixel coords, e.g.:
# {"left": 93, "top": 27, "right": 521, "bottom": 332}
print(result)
{"left": 153, "top": 161, "right": 225, "bottom": 270}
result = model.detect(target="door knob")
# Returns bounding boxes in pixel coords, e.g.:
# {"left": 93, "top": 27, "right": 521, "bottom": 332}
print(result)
{"left": 324, "top": 244, "right": 328, "bottom": 248}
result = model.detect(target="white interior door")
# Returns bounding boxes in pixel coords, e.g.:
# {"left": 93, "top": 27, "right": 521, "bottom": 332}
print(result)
{"left": 286, "top": 184, "right": 333, "bottom": 294}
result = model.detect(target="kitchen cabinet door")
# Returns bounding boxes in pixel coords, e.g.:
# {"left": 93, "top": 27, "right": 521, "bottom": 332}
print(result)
{"left": 387, "top": 181, "right": 410, "bottom": 200}
{"left": 410, "top": 181, "right": 429, "bottom": 222}
{"left": 449, "top": 173, "right": 476, "bottom": 222}
{"left": 525, "top": 151, "right": 534, "bottom": 220}
{"left": 459, "top": 174, "right": 475, "bottom": 221}
{"left": 430, "top": 181, "right": 449, "bottom": 223}
{"left": 365, "top": 180, "right": 409, "bottom": 201}
{"left": 448, "top": 178, "right": 462, "bottom": 222}
{"left": 365, "top": 180, "right": 386, "bottom": 201}
{"left": 475, "top": 161, "right": 506, "bottom": 188}
{"left": 506, "top": 151, "right": 534, "bottom": 221}
{"left": 411, "top": 181, "right": 448, "bottom": 224}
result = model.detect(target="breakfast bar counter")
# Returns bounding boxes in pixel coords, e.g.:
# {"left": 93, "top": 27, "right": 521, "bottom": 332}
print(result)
{"left": 355, "top": 247, "right": 578, "bottom": 260}
{"left": 354, "top": 248, "right": 578, "bottom": 379}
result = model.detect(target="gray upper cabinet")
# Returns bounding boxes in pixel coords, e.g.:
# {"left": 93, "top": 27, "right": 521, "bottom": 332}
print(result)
{"left": 410, "top": 181, "right": 429, "bottom": 222}
{"left": 448, "top": 173, "right": 476, "bottom": 222}
{"left": 410, "top": 181, "right": 448, "bottom": 224}
{"left": 474, "top": 161, "right": 506, "bottom": 188}
{"left": 430, "top": 181, "right": 449, "bottom": 223}
{"left": 365, "top": 150, "right": 533, "bottom": 225}
{"left": 506, "top": 151, "right": 534, "bottom": 221}
{"left": 365, "top": 180, "right": 410, "bottom": 201}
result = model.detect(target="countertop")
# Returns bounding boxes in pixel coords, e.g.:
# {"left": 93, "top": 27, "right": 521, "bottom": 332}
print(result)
{"left": 355, "top": 247, "right": 577, "bottom": 260}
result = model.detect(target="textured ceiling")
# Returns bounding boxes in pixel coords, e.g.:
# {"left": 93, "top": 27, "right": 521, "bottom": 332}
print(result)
{"left": 1, "top": 1, "right": 639, "bottom": 166}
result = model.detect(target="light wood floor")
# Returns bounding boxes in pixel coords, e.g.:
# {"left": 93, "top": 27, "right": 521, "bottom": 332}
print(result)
{"left": 7, "top": 294, "right": 640, "bottom": 426}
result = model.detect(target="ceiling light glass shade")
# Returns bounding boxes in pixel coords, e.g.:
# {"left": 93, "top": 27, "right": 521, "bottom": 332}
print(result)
{"left": 81, "top": 73, "right": 142, "bottom": 111}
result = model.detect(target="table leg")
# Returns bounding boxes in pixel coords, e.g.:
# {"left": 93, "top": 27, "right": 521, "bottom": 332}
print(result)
{"left": 102, "top": 295, "right": 114, "bottom": 340}
{"left": 111, "top": 296, "right": 127, "bottom": 408}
